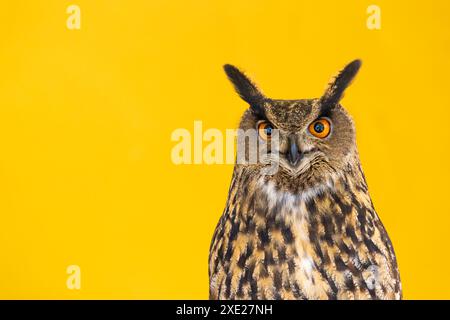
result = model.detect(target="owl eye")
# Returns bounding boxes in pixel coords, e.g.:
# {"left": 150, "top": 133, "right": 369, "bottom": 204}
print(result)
{"left": 308, "top": 118, "right": 331, "bottom": 138}
{"left": 257, "top": 121, "right": 274, "bottom": 141}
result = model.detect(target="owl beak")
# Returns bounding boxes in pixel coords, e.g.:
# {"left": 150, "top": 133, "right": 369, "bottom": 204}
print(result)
{"left": 287, "top": 136, "right": 301, "bottom": 166}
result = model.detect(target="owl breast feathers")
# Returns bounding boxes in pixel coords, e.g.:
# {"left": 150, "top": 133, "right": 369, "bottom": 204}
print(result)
{"left": 209, "top": 60, "right": 402, "bottom": 300}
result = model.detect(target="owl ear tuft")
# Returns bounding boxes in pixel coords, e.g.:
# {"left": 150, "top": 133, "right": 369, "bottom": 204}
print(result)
{"left": 223, "top": 64, "right": 265, "bottom": 106}
{"left": 320, "top": 59, "right": 362, "bottom": 106}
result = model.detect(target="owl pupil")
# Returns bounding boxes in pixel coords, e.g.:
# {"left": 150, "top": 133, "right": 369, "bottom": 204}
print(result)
{"left": 265, "top": 126, "right": 272, "bottom": 136}
{"left": 314, "top": 122, "right": 324, "bottom": 133}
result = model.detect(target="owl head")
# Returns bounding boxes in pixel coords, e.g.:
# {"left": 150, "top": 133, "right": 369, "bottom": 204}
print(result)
{"left": 224, "top": 60, "right": 362, "bottom": 193}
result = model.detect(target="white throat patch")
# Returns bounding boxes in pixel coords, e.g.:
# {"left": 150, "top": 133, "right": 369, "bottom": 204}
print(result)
{"left": 257, "top": 174, "right": 338, "bottom": 218}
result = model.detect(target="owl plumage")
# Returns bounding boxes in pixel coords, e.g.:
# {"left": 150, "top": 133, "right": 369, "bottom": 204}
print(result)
{"left": 208, "top": 60, "right": 402, "bottom": 300}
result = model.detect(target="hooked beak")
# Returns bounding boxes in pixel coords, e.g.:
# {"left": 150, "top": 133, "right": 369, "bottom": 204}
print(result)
{"left": 286, "top": 136, "right": 301, "bottom": 166}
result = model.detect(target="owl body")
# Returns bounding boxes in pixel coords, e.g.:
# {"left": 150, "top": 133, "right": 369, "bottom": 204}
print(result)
{"left": 209, "top": 61, "right": 401, "bottom": 300}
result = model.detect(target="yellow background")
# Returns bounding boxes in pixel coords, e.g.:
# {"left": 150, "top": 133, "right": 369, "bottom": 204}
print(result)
{"left": 0, "top": 0, "right": 448, "bottom": 299}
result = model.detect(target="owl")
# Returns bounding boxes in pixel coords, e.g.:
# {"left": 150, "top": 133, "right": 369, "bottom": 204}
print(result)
{"left": 208, "top": 60, "right": 402, "bottom": 300}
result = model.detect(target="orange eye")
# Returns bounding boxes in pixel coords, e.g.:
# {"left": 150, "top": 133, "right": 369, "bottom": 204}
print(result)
{"left": 308, "top": 118, "right": 331, "bottom": 138}
{"left": 258, "top": 121, "right": 274, "bottom": 141}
